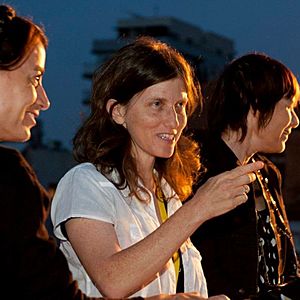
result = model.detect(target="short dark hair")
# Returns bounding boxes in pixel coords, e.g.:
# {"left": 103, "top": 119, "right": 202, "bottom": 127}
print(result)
{"left": 0, "top": 4, "right": 48, "bottom": 70}
{"left": 204, "top": 52, "right": 299, "bottom": 140}
{"left": 74, "top": 36, "right": 201, "bottom": 201}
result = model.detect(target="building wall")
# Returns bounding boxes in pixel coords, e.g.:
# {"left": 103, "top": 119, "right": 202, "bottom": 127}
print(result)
{"left": 83, "top": 16, "right": 235, "bottom": 85}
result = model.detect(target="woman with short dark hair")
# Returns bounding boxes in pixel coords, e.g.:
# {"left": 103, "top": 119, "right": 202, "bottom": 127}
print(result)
{"left": 191, "top": 53, "right": 300, "bottom": 299}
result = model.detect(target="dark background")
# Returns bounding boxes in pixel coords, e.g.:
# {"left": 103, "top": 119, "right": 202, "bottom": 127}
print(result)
{"left": 5, "top": 0, "right": 300, "bottom": 149}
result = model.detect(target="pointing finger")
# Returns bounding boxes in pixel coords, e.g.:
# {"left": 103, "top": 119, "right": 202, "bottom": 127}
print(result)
{"left": 229, "top": 161, "right": 264, "bottom": 179}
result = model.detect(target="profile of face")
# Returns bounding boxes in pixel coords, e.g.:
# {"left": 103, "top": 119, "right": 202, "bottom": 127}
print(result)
{"left": 109, "top": 77, "right": 188, "bottom": 165}
{"left": 0, "top": 42, "right": 50, "bottom": 142}
{"left": 248, "top": 97, "right": 299, "bottom": 153}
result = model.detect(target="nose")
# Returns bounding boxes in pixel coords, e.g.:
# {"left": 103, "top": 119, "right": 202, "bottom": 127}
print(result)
{"left": 36, "top": 85, "right": 50, "bottom": 111}
{"left": 166, "top": 106, "right": 180, "bottom": 127}
{"left": 291, "top": 109, "right": 299, "bottom": 129}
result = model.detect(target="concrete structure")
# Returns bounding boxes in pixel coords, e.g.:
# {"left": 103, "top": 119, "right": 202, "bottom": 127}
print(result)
{"left": 83, "top": 15, "right": 235, "bottom": 87}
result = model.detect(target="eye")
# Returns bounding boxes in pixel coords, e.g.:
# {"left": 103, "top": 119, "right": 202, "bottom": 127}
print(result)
{"left": 286, "top": 103, "right": 296, "bottom": 112}
{"left": 151, "top": 99, "right": 162, "bottom": 108}
{"left": 175, "top": 100, "right": 187, "bottom": 113}
{"left": 32, "top": 74, "right": 42, "bottom": 88}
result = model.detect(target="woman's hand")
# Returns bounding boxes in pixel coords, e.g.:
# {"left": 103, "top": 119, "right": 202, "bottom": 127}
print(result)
{"left": 192, "top": 161, "right": 263, "bottom": 221}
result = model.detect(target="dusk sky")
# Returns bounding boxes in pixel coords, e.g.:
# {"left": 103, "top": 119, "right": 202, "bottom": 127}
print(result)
{"left": 6, "top": 0, "right": 300, "bottom": 149}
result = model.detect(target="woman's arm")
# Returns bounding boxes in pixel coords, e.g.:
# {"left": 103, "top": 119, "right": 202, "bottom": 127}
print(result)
{"left": 66, "top": 161, "right": 263, "bottom": 298}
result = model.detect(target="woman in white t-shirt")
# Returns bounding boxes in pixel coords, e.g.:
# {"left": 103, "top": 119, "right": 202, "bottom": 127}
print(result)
{"left": 51, "top": 37, "right": 263, "bottom": 299}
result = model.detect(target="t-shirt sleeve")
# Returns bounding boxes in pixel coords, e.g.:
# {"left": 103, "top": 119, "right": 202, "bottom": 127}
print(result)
{"left": 51, "top": 164, "right": 117, "bottom": 240}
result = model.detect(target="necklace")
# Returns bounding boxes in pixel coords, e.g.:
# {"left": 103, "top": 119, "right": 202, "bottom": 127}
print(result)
{"left": 252, "top": 157, "right": 294, "bottom": 285}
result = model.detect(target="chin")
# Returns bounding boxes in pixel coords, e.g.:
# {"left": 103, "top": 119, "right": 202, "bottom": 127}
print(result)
{"left": 266, "top": 144, "right": 286, "bottom": 154}
{"left": 16, "top": 131, "right": 31, "bottom": 143}
{"left": 164, "top": 150, "right": 176, "bottom": 158}
{"left": 156, "top": 151, "right": 175, "bottom": 159}
{"left": 278, "top": 145, "right": 286, "bottom": 153}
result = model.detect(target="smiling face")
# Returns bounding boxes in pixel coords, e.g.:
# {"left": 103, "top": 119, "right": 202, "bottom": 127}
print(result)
{"left": 248, "top": 97, "right": 299, "bottom": 154}
{"left": 0, "top": 42, "right": 50, "bottom": 142}
{"left": 111, "top": 77, "right": 188, "bottom": 167}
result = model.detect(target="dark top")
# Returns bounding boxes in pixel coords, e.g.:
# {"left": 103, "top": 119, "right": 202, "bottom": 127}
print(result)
{"left": 190, "top": 133, "right": 300, "bottom": 299}
{"left": 0, "top": 146, "right": 99, "bottom": 299}
{"left": 256, "top": 208, "right": 279, "bottom": 291}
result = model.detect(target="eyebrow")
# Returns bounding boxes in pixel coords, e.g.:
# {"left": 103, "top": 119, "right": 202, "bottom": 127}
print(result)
{"left": 288, "top": 97, "right": 299, "bottom": 108}
{"left": 34, "top": 65, "right": 45, "bottom": 74}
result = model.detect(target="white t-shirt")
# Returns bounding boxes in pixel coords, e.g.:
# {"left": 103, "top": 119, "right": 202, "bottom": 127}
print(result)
{"left": 51, "top": 162, "right": 207, "bottom": 298}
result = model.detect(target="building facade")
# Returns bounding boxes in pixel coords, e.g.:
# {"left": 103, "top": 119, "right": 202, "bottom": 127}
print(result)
{"left": 82, "top": 15, "right": 235, "bottom": 96}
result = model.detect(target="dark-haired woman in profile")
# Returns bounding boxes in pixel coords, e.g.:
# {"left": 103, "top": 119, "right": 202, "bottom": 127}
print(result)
{"left": 190, "top": 53, "right": 300, "bottom": 300}
{"left": 0, "top": 4, "right": 100, "bottom": 299}
{"left": 51, "top": 36, "right": 263, "bottom": 299}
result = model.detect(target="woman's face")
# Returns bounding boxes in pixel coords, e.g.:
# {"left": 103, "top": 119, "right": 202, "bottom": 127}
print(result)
{"left": 113, "top": 77, "right": 188, "bottom": 167}
{"left": 249, "top": 97, "right": 299, "bottom": 153}
{"left": 0, "top": 42, "right": 50, "bottom": 142}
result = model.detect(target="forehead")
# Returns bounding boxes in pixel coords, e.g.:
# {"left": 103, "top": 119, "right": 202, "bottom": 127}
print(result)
{"left": 137, "top": 77, "right": 187, "bottom": 100}
{"left": 293, "top": 89, "right": 300, "bottom": 106}
{"left": 20, "top": 43, "right": 46, "bottom": 73}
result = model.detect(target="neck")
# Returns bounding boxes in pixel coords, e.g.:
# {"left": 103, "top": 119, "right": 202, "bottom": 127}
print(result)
{"left": 136, "top": 159, "right": 156, "bottom": 193}
{"left": 221, "top": 130, "right": 256, "bottom": 165}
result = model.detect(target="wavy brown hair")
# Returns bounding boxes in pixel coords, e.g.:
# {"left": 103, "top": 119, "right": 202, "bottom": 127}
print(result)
{"left": 74, "top": 37, "right": 201, "bottom": 201}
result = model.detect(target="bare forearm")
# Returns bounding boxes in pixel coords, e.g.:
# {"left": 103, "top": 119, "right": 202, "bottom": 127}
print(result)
{"left": 94, "top": 200, "right": 203, "bottom": 297}
{"left": 69, "top": 161, "right": 263, "bottom": 297}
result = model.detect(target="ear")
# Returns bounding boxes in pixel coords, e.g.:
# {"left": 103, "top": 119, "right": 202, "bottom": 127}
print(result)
{"left": 106, "top": 99, "right": 126, "bottom": 126}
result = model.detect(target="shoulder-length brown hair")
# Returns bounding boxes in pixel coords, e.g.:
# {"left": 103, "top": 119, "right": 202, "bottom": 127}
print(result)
{"left": 74, "top": 36, "right": 201, "bottom": 201}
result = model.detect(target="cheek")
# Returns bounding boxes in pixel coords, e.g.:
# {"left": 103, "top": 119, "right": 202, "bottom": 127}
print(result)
{"left": 0, "top": 98, "right": 14, "bottom": 118}
{"left": 127, "top": 111, "right": 160, "bottom": 129}
{"left": 277, "top": 113, "right": 292, "bottom": 130}
{"left": 24, "top": 85, "right": 37, "bottom": 103}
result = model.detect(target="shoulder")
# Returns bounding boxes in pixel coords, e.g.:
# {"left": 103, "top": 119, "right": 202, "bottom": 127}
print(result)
{"left": 63, "top": 162, "right": 107, "bottom": 179}
{"left": 0, "top": 146, "right": 27, "bottom": 168}
{"left": 53, "top": 163, "right": 120, "bottom": 209}
{"left": 58, "top": 162, "right": 116, "bottom": 190}
{"left": 0, "top": 146, "right": 41, "bottom": 185}
{"left": 0, "top": 147, "right": 49, "bottom": 238}
{"left": 52, "top": 164, "right": 120, "bottom": 234}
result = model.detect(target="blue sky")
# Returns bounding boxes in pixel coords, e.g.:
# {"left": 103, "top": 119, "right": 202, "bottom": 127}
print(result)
{"left": 6, "top": 0, "right": 300, "bottom": 149}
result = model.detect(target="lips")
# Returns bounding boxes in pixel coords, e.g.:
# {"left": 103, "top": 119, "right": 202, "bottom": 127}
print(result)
{"left": 283, "top": 129, "right": 291, "bottom": 137}
{"left": 281, "top": 129, "right": 292, "bottom": 141}
{"left": 24, "top": 111, "right": 39, "bottom": 126}
{"left": 158, "top": 133, "right": 176, "bottom": 142}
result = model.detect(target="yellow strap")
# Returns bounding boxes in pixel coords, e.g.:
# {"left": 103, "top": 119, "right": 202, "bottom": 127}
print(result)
{"left": 157, "top": 194, "right": 180, "bottom": 283}
{"left": 157, "top": 198, "right": 168, "bottom": 222}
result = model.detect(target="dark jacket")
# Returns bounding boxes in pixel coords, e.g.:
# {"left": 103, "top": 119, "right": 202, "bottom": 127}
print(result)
{"left": 0, "top": 146, "right": 97, "bottom": 299}
{"left": 190, "top": 133, "right": 299, "bottom": 299}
